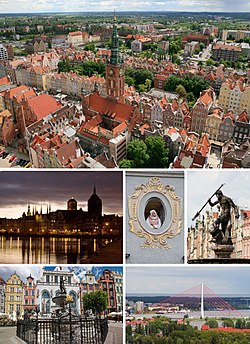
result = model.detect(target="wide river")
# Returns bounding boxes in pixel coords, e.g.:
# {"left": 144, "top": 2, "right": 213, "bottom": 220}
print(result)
{"left": 0, "top": 235, "right": 115, "bottom": 264}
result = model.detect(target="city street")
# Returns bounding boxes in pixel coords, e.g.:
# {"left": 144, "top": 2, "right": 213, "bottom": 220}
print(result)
{"left": 0, "top": 326, "right": 16, "bottom": 344}
{"left": 0, "top": 145, "right": 30, "bottom": 168}
{"left": 105, "top": 321, "right": 123, "bottom": 344}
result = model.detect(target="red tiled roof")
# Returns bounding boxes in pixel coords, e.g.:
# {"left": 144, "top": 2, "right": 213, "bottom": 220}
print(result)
{"left": 139, "top": 123, "right": 150, "bottom": 134}
{"left": 199, "top": 91, "right": 213, "bottom": 107}
{"left": 202, "top": 326, "right": 250, "bottom": 333}
{"left": 155, "top": 74, "right": 167, "bottom": 81}
{"left": 14, "top": 88, "right": 36, "bottom": 103}
{"left": 4, "top": 85, "right": 29, "bottom": 99}
{"left": 86, "top": 94, "right": 134, "bottom": 122}
{"left": 0, "top": 76, "right": 11, "bottom": 86}
{"left": 237, "top": 111, "right": 248, "bottom": 123}
{"left": 28, "top": 94, "right": 62, "bottom": 120}
{"left": 213, "top": 44, "right": 241, "bottom": 52}
{"left": 172, "top": 99, "right": 179, "bottom": 111}
{"left": 68, "top": 31, "right": 82, "bottom": 37}
{"left": 112, "top": 121, "right": 127, "bottom": 136}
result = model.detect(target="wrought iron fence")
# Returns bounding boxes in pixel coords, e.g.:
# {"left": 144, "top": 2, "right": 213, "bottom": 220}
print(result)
{"left": 16, "top": 314, "right": 108, "bottom": 344}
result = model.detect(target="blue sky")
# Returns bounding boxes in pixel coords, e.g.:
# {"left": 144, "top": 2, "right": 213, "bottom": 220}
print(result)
{"left": 0, "top": 265, "right": 123, "bottom": 283}
{"left": 127, "top": 266, "right": 250, "bottom": 295}
{"left": 0, "top": 0, "right": 249, "bottom": 13}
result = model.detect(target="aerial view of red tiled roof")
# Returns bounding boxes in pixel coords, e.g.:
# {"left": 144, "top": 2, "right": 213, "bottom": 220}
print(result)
{"left": 213, "top": 43, "right": 241, "bottom": 52}
{"left": 112, "top": 121, "right": 127, "bottom": 137}
{"left": 197, "top": 133, "right": 210, "bottom": 157}
{"left": 78, "top": 114, "right": 102, "bottom": 133}
{"left": 172, "top": 99, "right": 179, "bottom": 112}
{"left": 139, "top": 123, "right": 150, "bottom": 134}
{"left": 198, "top": 91, "right": 213, "bottom": 106}
{"left": 68, "top": 31, "right": 82, "bottom": 36}
{"left": 167, "top": 127, "right": 178, "bottom": 136}
{"left": 56, "top": 140, "right": 81, "bottom": 166}
{"left": 86, "top": 94, "right": 134, "bottom": 122}
{"left": 0, "top": 110, "right": 12, "bottom": 124}
{"left": 14, "top": 88, "right": 36, "bottom": 103}
{"left": 202, "top": 325, "right": 250, "bottom": 333}
{"left": 0, "top": 76, "right": 11, "bottom": 86}
{"left": 222, "top": 110, "right": 235, "bottom": 121}
{"left": 28, "top": 94, "right": 62, "bottom": 120}
{"left": 4, "top": 85, "right": 28, "bottom": 98}
{"left": 155, "top": 74, "right": 167, "bottom": 81}
{"left": 237, "top": 111, "right": 248, "bottom": 123}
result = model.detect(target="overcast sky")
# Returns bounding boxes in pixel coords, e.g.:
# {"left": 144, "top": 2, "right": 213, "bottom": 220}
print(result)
{"left": 0, "top": 0, "right": 249, "bottom": 13}
{"left": 0, "top": 171, "right": 123, "bottom": 218}
{"left": 187, "top": 170, "right": 250, "bottom": 227}
{"left": 127, "top": 266, "right": 250, "bottom": 295}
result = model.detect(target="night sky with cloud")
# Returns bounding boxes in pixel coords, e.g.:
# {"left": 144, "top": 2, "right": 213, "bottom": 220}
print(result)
{"left": 0, "top": 171, "right": 123, "bottom": 218}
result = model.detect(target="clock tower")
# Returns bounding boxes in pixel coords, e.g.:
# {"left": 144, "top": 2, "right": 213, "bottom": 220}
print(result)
{"left": 106, "top": 11, "right": 124, "bottom": 102}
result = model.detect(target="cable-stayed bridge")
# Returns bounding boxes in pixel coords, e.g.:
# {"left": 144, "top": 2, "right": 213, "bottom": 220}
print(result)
{"left": 160, "top": 283, "right": 243, "bottom": 318}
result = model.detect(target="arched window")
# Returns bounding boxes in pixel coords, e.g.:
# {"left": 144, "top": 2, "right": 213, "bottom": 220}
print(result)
{"left": 41, "top": 291, "right": 50, "bottom": 314}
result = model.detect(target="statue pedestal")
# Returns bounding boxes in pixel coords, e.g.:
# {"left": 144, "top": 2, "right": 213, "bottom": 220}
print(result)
{"left": 213, "top": 244, "right": 234, "bottom": 259}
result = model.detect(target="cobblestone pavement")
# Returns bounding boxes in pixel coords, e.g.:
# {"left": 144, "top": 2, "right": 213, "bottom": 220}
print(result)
{"left": 105, "top": 321, "right": 123, "bottom": 344}
{"left": 0, "top": 326, "right": 16, "bottom": 344}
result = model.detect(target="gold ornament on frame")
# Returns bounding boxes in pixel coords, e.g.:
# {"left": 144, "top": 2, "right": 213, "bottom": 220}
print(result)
{"left": 128, "top": 177, "right": 182, "bottom": 249}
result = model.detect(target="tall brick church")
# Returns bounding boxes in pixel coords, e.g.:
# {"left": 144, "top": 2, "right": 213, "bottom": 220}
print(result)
{"left": 78, "top": 13, "right": 141, "bottom": 164}
{"left": 106, "top": 13, "right": 125, "bottom": 102}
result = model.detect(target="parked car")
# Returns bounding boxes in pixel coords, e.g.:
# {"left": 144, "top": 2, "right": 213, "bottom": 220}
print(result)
{"left": 16, "top": 159, "right": 23, "bottom": 165}
{"left": 24, "top": 161, "right": 31, "bottom": 168}
{"left": 20, "top": 160, "right": 27, "bottom": 167}
{"left": 2, "top": 152, "right": 9, "bottom": 159}
{"left": 9, "top": 155, "right": 17, "bottom": 163}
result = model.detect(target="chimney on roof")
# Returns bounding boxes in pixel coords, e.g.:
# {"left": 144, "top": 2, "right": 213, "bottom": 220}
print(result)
{"left": 75, "top": 148, "right": 81, "bottom": 159}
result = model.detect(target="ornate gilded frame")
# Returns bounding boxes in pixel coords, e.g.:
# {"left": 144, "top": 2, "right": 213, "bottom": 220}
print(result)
{"left": 128, "top": 177, "right": 182, "bottom": 249}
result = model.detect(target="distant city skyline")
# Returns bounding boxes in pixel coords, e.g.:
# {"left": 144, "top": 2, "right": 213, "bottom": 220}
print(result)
{"left": 0, "top": 0, "right": 249, "bottom": 13}
{"left": 0, "top": 171, "right": 123, "bottom": 218}
{"left": 127, "top": 266, "right": 250, "bottom": 295}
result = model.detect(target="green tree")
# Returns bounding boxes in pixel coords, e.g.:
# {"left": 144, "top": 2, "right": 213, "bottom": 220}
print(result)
{"left": 176, "top": 84, "right": 187, "bottom": 98}
{"left": 119, "top": 159, "right": 134, "bottom": 168}
{"left": 125, "top": 75, "right": 135, "bottom": 87}
{"left": 235, "top": 319, "right": 246, "bottom": 329}
{"left": 127, "top": 140, "right": 149, "bottom": 167}
{"left": 82, "top": 290, "right": 108, "bottom": 315}
{"left": 145, "top": 78, "right": 152, "bottom": 92}
{"left": 58, "top": 58, "right": 72, "bottom": 73}
{"left": 145, "top": 136, "right": 169, "bottom": 168}
{"left": 204, "top": 319, "right": 219, "bottom": 328}
{"left": 222, "top": 319, "right": 234, "bottom": 328}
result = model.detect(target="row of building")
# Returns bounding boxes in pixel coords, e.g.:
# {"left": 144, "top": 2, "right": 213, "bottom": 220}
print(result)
{"left": 0, "top": 267, "right": 123, "bottom": 320}
{"left": 0, "top": 15, "right": 249, "bottom": 169}
{"left": 0, "top": 188, "right": 122, "bottom": 236}
{"left": 187, "top": 208, "right": 250, "bottom": 260}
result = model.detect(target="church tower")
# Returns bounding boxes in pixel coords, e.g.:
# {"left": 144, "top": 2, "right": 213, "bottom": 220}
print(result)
{"left": 67, "top": 197, "right": 77, "bottom": 211}
{"left": 88, "top": 185, "right": 102, "bottom": 219}
{"left": 106, "top": 11, "right": 124, "bottom": 102}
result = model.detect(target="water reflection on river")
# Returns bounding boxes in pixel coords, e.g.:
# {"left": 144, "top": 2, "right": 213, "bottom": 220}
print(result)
{"left": 0, "top": 235, "right": 112, "bottom": 264}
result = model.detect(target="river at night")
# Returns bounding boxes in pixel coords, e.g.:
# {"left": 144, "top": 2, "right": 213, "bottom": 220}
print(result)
{"left": 0, "top": 235, "right": 121, "bottom": 264}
